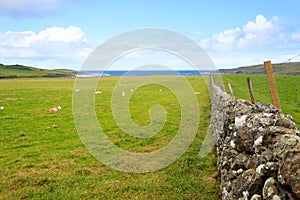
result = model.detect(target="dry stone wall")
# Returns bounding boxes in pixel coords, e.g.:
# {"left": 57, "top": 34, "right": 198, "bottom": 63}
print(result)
{"left": 209, "top": 78, "right": 300, "bottom": 200}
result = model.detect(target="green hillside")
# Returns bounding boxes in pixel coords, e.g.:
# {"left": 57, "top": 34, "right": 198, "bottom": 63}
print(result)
{"left": 219, "top": 62, "right": 300, "bottom": 75}
{"left": 0, "top": 64, "right": 75, "bottom": 78}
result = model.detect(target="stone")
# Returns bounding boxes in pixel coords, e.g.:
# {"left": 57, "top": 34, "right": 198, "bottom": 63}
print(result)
{"left": 231, "top": 169, "right": 263, "bottom": 199}
{"left": 235, "top": 127, "right": 255, "bottom": 153}
{"left": 273, "top": 134, "right": 300, "bottom": 160}
{"left": 250, "top": 194, "right": 262, "bottom": 200}
{"left": 242, "top": 190, "right": 249, "bottom": 199}
{"left": 231, "top": 153, "right": 249, "bottom": 170}
{"left": 254, "top": 136, "right": 264, "bottom": 147}
{"left": 278, "top": 143, "right": 300, "bottom": 198}
{"left": 272, "top": 195, "right": 281, "bottom": 200}
{"left": 262, "top": 177, "right": 280, "bottom": 199}
{"left": 255, "top": 164, "right": 265, "bottom": 175}
{"left": 275, "top": 115, "right": 297, "bottom": 129}
{"left": 235, "top": 115, "right": 248, "bottom": 127}
{"left": 246, "top": 155, "right": 262, "bottom": 169}
{"left": 264, "top": 162, "right": 279, "bottom": 177}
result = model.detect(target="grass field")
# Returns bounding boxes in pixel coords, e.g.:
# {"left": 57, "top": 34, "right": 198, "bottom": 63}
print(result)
{"left": 1, "top": 74, "right": 298, "bottom": 199}
{"left": 221, "top": 74, "right": 300, "bottom": 127}
{"left": 0, "top": 77, "right": 220, "bottom": 199}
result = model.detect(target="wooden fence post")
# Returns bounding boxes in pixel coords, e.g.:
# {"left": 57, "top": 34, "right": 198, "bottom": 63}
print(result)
{"left": 228, "top": 82, "right": 235, "bottom": 102}
{"left": 264, "top": 61, "right": 281, "bottom": 109}
{"left": 247, "top": 77, "right": 255, "bottom": 104}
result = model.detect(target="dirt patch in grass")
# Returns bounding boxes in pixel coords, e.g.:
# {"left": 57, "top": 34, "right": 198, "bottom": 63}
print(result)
{"left": 0, "top": 97, "right": 26, "bottom": 102}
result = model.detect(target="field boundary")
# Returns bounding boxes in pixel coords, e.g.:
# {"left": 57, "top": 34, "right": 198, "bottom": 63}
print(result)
{"left": 210, "top": 76, "right": 300, "bottom": 199}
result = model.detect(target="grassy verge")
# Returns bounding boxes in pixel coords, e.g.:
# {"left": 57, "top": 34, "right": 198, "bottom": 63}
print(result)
{"left": 0, "top": 77, "right": 219, "bottom": 199}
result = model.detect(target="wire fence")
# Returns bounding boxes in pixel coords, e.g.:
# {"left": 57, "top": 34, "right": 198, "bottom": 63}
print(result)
{"left": 275, "top": 74, "right": 299, "bottom": 124}
{"left": 221, "top": 62, "right": 300, "bottom": 127}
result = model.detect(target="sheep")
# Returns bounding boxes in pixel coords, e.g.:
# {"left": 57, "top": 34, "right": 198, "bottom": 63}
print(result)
{"left": 95, "top": 91, "right": 102, "bottom": 94}
{"left": 0, "top": 106, "right": 4, "bottom": 111}
{"left": 49, "top": 105, "right": 61, "bottom": 112}
{"left": 122, "top": 91, "right": 125, "bottom": 96}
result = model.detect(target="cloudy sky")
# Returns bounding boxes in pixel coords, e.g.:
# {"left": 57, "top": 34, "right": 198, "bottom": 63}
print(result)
{"left": 1, "top": 0, "right": 300, "bottom": 70}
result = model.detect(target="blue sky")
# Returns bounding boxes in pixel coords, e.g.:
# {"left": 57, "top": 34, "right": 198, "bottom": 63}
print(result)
{"left": 1, "top": 0, "right": 300, "bottom": 70}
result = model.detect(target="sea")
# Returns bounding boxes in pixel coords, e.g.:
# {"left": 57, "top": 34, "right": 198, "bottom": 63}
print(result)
{"left": 75, "top": 70, "right": 217, "bottom": 77}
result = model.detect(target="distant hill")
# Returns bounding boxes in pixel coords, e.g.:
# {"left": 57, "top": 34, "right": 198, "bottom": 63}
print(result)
{"left": 0, "top": 64, "right": 76, "bottom": 78}
{"left": 219, "top": 62, "right": 300, "bottom": 75}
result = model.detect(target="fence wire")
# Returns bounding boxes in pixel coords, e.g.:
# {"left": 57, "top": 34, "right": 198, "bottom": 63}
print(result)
{"left": 221, "top": 70, "right": 299, "bottom": 127}
{"left": 275, "top": 74, "right": 300, "bottom": 124}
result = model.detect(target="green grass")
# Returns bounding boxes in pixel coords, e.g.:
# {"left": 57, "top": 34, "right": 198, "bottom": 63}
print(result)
{"left": 0, "top": 77, "right": 220, "bottom": 199}
{"left": 221, "top": 74, "right": 300, "bottom": 127}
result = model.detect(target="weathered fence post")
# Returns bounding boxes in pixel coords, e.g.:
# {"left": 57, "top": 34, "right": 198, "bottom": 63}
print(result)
{"left": 247, "top": 77, "right": 255, "bottom": 103}
{"left": 228, "top": 82, "right": 235, "bottom": 102}
{"left": 264, "top": 61, "right": 281, "bottom": 109}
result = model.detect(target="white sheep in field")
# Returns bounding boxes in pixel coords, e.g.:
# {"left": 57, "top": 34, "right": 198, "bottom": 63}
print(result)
{"left": 0, "top": 106, "right": 4, "bottom": 111}
{"left": 49, "top": 105, "right": 61, "bottom": 112}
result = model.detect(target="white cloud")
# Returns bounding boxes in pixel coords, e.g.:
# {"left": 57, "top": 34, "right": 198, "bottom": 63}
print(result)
{"left": 198, "top": 14, "right": 300, "bottom": 68}
{"left": 201, "top": 27, "right": 241, "bottom": 51}
{"left": 243, "top": 15, "right": 277, "bottom": 34}
{"left": 201, "top": 14, "right": 282, "bottom": 51}
{"left": 1, "top": 26, "right": 85, "bottom": 48}
{"left": 213, "top": 28, "right": 241, "bottom": 45}
{"left": 36, "top": 26, "right": 85, "bottom": 42}
{"left": 1, "top": 31, "right": 34, "bottom": 47}
{"left": 0, "top": 26, "right": 93, "bottom": 69}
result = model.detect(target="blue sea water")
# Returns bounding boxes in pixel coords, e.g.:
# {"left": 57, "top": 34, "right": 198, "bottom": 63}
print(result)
{"left": 76, "top": 70, "right": 216, "bottom": 77}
